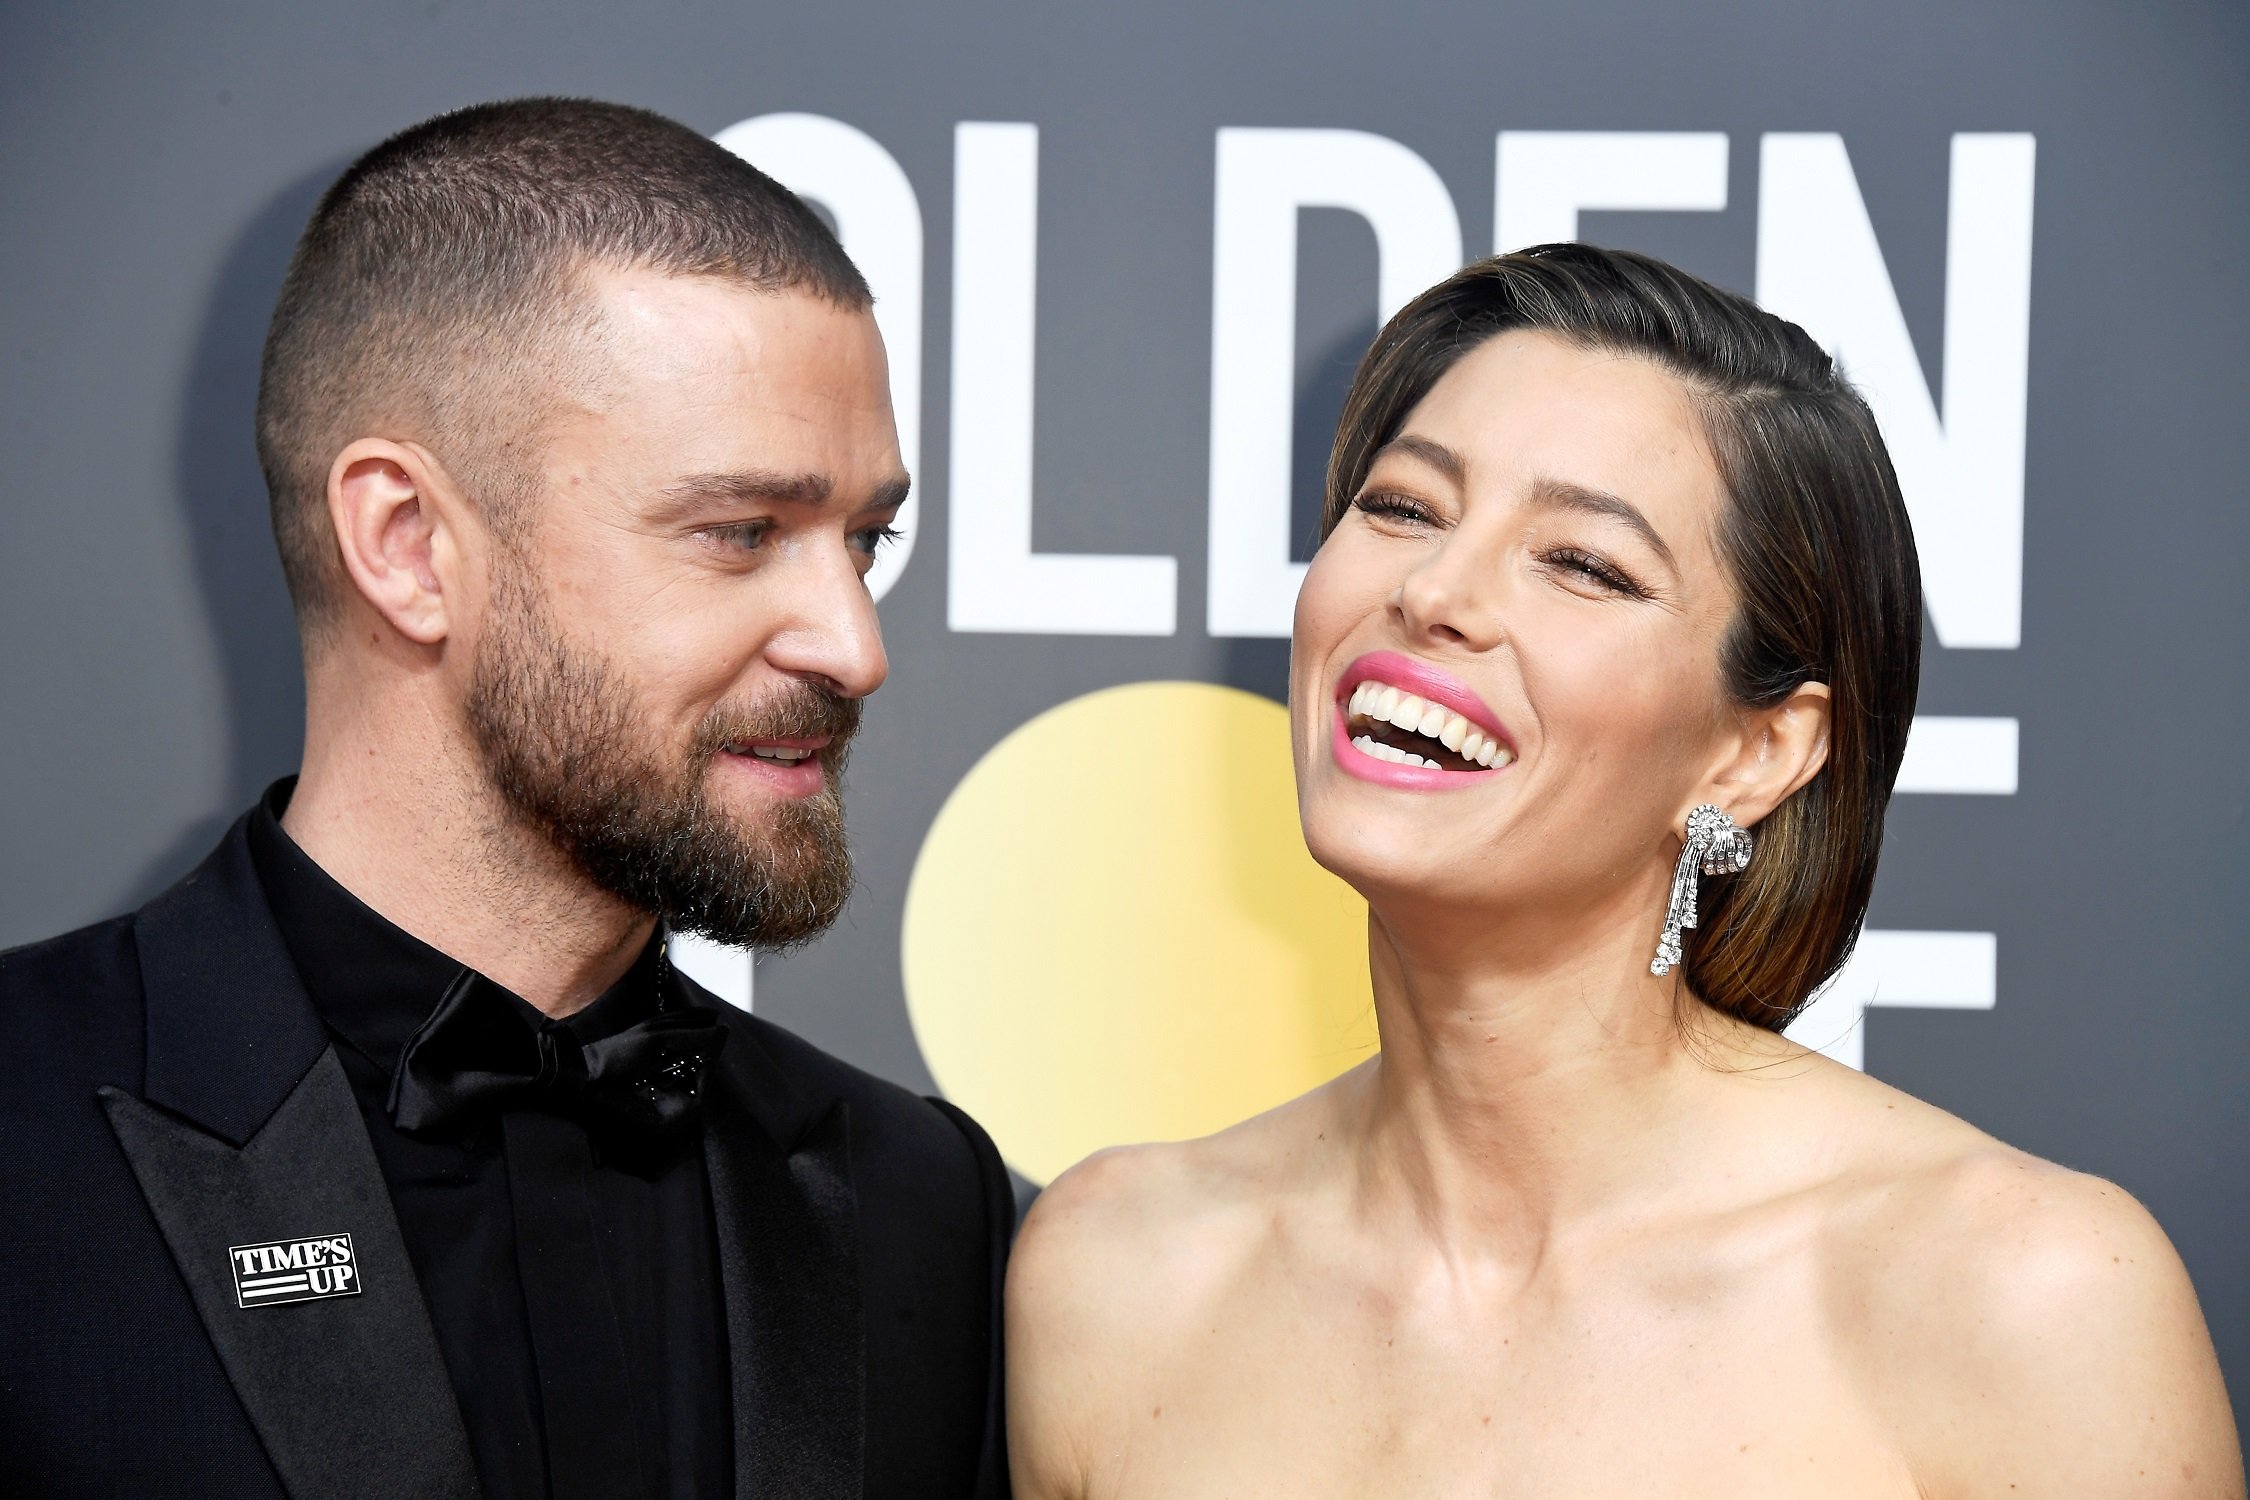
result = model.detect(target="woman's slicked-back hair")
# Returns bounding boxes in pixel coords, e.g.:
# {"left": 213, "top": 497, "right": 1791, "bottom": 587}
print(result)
{"left": 1321, "top": 244, "right": 1923, "bottom": 1029}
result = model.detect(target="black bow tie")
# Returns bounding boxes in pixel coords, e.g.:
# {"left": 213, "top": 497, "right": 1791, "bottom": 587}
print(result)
{"left": 387, "top": 967, "right": 728, "bottom": 1154}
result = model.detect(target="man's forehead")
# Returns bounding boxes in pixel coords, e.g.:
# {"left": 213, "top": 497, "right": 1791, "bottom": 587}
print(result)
{"left": 569, "top": 270, "right": 885, "bottom": 422}
{"left": 538, "top": 265, "right": 894, "bottom": 462}
{"left": 580, "top": 262, "right": 870, "bottom": 353}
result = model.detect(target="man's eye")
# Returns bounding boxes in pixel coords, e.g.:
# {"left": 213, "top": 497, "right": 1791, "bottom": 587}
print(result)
{"left": 703, "top": 520, "right": 772, "bottom": 552}
{"left": 851, "top": 524, "right": 904, "bottom": 557}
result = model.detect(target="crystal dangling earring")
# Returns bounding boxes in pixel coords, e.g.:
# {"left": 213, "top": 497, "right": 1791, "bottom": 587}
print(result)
{"left": 1650, "top": 803, "right": 1753, "bottom": 976}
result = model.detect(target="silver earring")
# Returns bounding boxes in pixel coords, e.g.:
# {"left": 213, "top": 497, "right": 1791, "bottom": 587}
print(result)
{"left": 1650, "top": 804, "right": 1753, "bottom": 977}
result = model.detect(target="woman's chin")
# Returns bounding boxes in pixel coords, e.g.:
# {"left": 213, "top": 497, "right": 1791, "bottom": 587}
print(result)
{"left": 1304, "top": 824, "right": 1497, "bottom": 912}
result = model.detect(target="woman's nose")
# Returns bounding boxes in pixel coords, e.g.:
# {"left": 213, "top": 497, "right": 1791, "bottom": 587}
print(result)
{"left": 1392, "top": 540, "right": 1506, "bottom": 652}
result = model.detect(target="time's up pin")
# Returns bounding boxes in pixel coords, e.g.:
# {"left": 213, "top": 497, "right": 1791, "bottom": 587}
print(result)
{"left": 227, "top": 1232, "right": 362, "bottom": 1308}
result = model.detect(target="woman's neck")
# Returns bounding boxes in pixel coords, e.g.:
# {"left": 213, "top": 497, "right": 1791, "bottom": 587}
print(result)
{"left": 1347, "top": 889, "right": 1801, "bottom": 1264}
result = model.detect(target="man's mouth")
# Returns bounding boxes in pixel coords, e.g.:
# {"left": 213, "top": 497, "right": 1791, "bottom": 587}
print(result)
{"left": 724, "top": 742, "right": 819, "bottom": 763}
{"left": 1340, "top": 679, "right": 1514, "bottom": 774}
{"left": 714, "top": 736, "right": 835, "bottom": 793}
{"left": 700, "top": 685, "right": 859, "bottom": 800}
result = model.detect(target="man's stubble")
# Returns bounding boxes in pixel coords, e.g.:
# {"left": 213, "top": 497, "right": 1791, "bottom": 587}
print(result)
{"left": 463, "top": 550, "right": 861, "bottom": 950}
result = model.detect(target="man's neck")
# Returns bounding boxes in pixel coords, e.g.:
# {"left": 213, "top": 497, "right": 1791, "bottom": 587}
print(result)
{"left": 282, "top": 694, "right": 654, "bottom": 1018}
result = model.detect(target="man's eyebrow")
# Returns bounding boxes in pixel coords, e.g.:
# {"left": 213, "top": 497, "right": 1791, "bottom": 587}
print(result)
{"left": 1528, "top": 476, "right": 1676, "bottom": 568}
{"left": 646, "top": 469, "right": 911, "bottom": 521}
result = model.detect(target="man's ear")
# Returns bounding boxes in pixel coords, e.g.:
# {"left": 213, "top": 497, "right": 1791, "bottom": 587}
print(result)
{"left": 326, "top": 438, "right": 472, "bottom": 647}
{"left": 1699, "top": 681, "right": 1833, "bottom": 831}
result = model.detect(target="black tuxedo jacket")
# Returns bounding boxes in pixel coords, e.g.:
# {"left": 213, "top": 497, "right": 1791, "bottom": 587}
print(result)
{"left": 0, "top": 815, "right": 1013, "bottom": 1499}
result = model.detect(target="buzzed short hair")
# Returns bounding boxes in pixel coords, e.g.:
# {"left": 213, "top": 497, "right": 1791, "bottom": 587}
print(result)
{"left": 256, "top": 97, "right": 871, "bottom": 633}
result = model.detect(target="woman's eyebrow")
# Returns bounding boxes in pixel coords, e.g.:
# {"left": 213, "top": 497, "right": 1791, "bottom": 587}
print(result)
{"left": 1527, "top": 476, "right": 1676, "bottom": 568}
{"left": 1377, "top": 434, "right": 1677, "bottom": 568}
{"left": 1373, "top": 433, "right": 1467, "bottom": 486}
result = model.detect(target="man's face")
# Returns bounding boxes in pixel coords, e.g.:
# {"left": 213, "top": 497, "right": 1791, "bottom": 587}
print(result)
{"left": 462, "top": 267, "right": 905, "bottom": 947}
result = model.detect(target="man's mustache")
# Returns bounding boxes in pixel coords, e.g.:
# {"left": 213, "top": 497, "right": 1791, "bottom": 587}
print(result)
{"left": 694, "top": 683, "right": 863, "bottom": 761}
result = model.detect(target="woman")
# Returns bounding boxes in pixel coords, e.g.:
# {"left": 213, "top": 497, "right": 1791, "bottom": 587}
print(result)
{"left": 1006, "top": 246, "right": 2242, "bottom": 1497}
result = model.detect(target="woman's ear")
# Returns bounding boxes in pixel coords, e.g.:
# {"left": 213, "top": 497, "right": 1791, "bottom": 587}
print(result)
{"left": 1704, "top": 681, "right": 1832, "bottom": 830}
{"left": 325, "top": 438, "right": 469, "bottom": 647}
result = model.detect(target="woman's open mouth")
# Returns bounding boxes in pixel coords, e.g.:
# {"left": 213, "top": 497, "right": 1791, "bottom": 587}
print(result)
{"left": 1330, "top": 651, "right": 1516, "bottom": 787}
{"left": 1342, "top": 679, "right": 1513, "bottom": 772}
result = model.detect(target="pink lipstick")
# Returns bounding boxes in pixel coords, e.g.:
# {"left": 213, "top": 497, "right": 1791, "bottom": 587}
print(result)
{"left": 1331, "top": 651, "right": 1515, "bottom": 789}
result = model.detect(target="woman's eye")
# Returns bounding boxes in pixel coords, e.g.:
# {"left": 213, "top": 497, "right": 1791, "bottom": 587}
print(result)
{"left": 851, "top": 524, "right": 904, "bottom": 557}
{"left": 1542, "top": 546, "right": 1647, "bottom": 599}
{"left": 1351, "top": 491, "right": 1436, "bottom": 526}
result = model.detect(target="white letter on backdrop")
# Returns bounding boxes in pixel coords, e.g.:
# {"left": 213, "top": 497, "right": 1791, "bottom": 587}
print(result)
{"left": 712, "top": 113, "right": 923, "bottom": 605}
{"left": 1756, "top": 133, "right": 2036, "bottom": 650}
{"left": 1896, "top": 715, "right": 2018, "bottom": 796}
{"left": 948, "top": 122, "right": 1177, "bottom": 635}
{"left": 1207, "top": 128, "right": 1463, "bottom": 638}
{"left": 1784, "top": 929, "right": 1998, "bottom": 1073}
{"left": 1494, "top": 131, "right": 1728, "bottom": 252}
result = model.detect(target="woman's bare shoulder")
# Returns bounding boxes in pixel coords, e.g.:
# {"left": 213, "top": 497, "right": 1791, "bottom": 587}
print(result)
{"left": 1010, "top": 1072, "right": 1354, "bottom": 1330}
{"left": 1004, "top": 1075, "right": 1359, "bottom": 1500}
{"left": 1806, "top": 1069, "right": 2243, "bottom": 1496}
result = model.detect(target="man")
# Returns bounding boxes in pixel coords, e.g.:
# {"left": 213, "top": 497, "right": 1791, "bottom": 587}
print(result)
{"left": 0, "top": 100, "right": 1010, "bottom": 1499}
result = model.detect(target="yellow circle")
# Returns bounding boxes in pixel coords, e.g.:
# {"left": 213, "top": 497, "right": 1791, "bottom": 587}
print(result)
{"left": 902, "top": 681, "right": 1377, "bottom": 1186}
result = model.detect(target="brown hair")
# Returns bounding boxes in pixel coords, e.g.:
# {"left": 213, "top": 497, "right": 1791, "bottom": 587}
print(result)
{"left": 1322, "top": 244, "right": 1923, "bottom": 1029}
{"left": 256, "top": 97, "right": 870, "bottom": 635}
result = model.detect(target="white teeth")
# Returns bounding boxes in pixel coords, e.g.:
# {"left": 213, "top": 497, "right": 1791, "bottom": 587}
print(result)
{"left": 1343, "top": 677, "right": 1513, "bottom": 772}
{"left": 1349, "top": 734, "right": 1437, "bottom": 770}
{"left": 744, "top": 745, "right": 811, "bottom": 762}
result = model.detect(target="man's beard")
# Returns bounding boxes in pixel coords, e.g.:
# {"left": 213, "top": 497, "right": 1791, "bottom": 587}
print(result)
{"left": 464, "top": 565, "right": 860, "bottom": 950}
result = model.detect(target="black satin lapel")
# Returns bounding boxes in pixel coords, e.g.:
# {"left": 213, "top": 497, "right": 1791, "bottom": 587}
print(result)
{"left": 134, "top": 811, "right": 329, "bottom": 1146}
{"left": 705, "top": 1082, "right": 864, "bottom": 1499}
{"left": 102, "top": 1049, "right": 479, "bottom": 1500}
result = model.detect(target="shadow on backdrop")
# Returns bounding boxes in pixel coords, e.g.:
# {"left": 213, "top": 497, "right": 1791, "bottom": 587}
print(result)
{"left": 117, "top": 163, "right": 343, "bottom": 912}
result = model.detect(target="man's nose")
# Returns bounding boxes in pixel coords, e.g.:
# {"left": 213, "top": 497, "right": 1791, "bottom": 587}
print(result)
{"left": 767, "top": 545, "right": 890, "bottom": 700}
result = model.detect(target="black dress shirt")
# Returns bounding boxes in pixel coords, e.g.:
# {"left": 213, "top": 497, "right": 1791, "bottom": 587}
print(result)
{"left": 245, "top": 789, "right": 731, "bottom": 1500}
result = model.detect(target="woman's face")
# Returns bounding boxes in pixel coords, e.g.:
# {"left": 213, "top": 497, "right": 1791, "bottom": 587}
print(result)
{"left": 1290, "top": 329, "right": 1748, "bottom": 925}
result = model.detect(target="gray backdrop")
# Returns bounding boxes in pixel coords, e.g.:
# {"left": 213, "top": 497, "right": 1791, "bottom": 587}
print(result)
{"left": 3, "top": 0, "right": 2244, "bottom": 1432}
